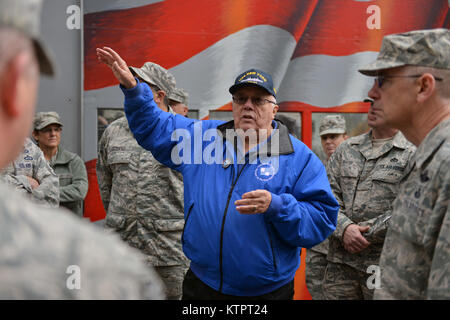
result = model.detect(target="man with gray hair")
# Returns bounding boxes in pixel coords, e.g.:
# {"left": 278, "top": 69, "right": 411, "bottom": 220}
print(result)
{"left": 305, "top": 114, "right": 348, "bottom": 299}
{"left": 97, "top": 46, "right": 339, "bottom": 299}
{"left": 169, "top": 87, "right": 189, "bottom": 117}
{"left": 360, "top": 28, "right": 450, "bottom": 299}
{"left": 97, "top": 61, "right": 189, "bottom": 300}
{"left": 0, "top": 0, "right": 163, "bottom": 299}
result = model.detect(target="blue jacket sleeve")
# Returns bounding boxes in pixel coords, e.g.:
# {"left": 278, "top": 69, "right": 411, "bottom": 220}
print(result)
{"left": 264, "top": 152, "right": 338, "bottom": 248}
{"left": 122, "top": 80, "right": 198, "bottom": 171}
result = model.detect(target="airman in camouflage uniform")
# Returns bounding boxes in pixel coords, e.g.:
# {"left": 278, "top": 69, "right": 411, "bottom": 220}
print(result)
{"left": 0, "top": 137, "right": 59, "bottom": 208}
{"left": 323, "top": 109, "right": 416, "bottom": 299}
{"left": 0, "top": 0, "right": 164, "bottom": 299}
{"left": 359, "top": 29, "right": 450, "bottom": 299}
{"left": 33, "top": 112, "right": 89, "bottom": 217}
{"left": 305, "top": 115, "right": 347, "bottom": 299}
{"left": 97, "top": 63, "right": 189, "bottom": 300}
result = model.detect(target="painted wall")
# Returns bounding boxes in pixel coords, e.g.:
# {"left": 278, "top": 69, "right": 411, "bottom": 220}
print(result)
{"left": 38, "top": 0, "right": 82, "bottom": 156}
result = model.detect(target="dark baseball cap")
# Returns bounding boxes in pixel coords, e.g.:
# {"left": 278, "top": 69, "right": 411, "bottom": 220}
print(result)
{"left": 229, "top": 68, "right": 277, "bottom": 98}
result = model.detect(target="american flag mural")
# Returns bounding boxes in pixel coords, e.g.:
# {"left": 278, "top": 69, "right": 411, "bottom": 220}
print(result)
{"left": 82, "top": 0, "right": 450, "bottom": 299}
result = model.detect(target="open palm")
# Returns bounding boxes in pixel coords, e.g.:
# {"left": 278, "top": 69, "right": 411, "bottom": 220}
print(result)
{"left": 96, "top": 47, "right": 137, "bottom": 89}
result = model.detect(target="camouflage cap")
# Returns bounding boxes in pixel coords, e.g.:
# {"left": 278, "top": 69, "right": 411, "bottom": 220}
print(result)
{"left": 359, "top": 28, "right": 450, "bottom": 76}
{"left": 33, "top": 112, "right": 63, "bottom": 131}
{"left": 0, "top": 0, "right": 54, "bottom": 75}
{"left": 169, "top": 87, "right": 189, "bottom": 105}
{"left": 319, "top": 115, "right": 347, "bottom": 136}
{"left": 129, "top": 62, "right": 176, "bottom": 95}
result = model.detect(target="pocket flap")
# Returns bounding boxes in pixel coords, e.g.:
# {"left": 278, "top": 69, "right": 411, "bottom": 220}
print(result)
{"left": 153, "top": 219, "right": 184, "bottom": 232}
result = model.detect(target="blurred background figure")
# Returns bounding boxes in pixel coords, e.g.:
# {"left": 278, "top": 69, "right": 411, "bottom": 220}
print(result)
{"left": 0, "top": 0, "right": 164, "bottom": 299}
{"left": 319, "top": 115, "right": 348, "bottom": 162}
{"left": 32, "top": 111, "right": 88, "bottom": 217}
{"left": 0, "top": 137, "right": 59, "bottom": 208}
{"left": 305, "top": 114, "right": 348, "bottom": 299}
{"left": 168, "top": 87, "right": 189, "bottom": 117}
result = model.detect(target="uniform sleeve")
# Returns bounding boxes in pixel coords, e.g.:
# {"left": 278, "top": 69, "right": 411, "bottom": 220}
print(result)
{"left": 0, "top": 172, "right": 32, "bottom": 194}
{"left": 96, "top": 128, "right": 113, "bottom": 213}
{"left": 358, "top": 211, "right": 392, "bottom": 244}
{"left": 264, "top": 151, "right": 339, "bottom": 248}
{"left": 426, "top": 168, "right": 450, "bottom": 299}
{"left": 326, "top": 146, "right": 355, "bottom": 240}
{"left": 32, "top": 149, "right": 60, "bottom": 208}
{"left": 59, "top": 155, "right": 88, "bottom": 203}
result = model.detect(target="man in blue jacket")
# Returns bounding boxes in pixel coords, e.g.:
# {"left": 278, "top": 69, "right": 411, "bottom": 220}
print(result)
{"left": 97, "top": 47, "right": 339, "bottom": 299}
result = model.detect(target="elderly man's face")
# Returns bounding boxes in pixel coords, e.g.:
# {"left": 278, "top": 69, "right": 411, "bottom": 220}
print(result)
{"left": 367, "top": 67, "right": 416, "bottom": 129}
{"left": 232, "top": 86, "right": 278, "bottom": 133}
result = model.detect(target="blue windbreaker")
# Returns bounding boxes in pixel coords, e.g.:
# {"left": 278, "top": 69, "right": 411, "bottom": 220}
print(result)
{"left": 123, "top": 81, "right": 338, "bottom": 296}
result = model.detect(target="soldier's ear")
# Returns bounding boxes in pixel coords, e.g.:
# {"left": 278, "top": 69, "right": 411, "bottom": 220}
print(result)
{"left": 416, "top": 73, "right": 437, "bottom": 103}
{"left": 1, "top": 50, "right": 38, "bottom": 118}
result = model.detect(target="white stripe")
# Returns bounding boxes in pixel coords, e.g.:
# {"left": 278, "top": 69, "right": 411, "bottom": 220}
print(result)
{"left": 276, "top": 52, "right": 379, "bottom": 107}
{"left": 83, "top": 0, "right": 164, "bottom": 14}
{"left": 169, "top": 25, "right": 297, "bottom": 119}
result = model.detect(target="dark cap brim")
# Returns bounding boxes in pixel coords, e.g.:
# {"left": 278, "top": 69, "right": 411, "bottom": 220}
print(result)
{"left": 33, "top": 38, "right": 54, "bottom": 76}
{"left": 229, "top": 82, "right": 276, "bottom": 98}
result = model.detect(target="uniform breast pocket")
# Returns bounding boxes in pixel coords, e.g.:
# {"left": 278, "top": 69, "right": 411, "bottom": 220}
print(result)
{"left": 340, "top": 162, "right": 360, "bottom": 194}
{"left": 58, "top": 173, "right": 73, "bottom": 187}
{"left": 107, "top": 151, "right": 131, "bottom": 176}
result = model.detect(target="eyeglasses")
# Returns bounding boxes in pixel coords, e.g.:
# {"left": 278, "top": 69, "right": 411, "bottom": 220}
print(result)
{"left": 375, "top": 74, "right": 443, "bottom": 88}
{"left": 232, "top": 96, "right": 276, "bottom": 106}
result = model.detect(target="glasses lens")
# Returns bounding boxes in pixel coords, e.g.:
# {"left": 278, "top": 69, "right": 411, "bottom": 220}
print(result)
{"left": 376, "top": 76, "right": 384, "bottom": 88}
{"left": 251, "top": 97, "right": 264, "bottom": 106}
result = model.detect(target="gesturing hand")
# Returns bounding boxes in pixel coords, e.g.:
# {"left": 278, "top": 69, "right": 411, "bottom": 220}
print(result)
{"left": 96, "top": 47, "right": 137, "bottom": 89}
{"left": 235, "top": 190, "right": 272, "bottom": 214}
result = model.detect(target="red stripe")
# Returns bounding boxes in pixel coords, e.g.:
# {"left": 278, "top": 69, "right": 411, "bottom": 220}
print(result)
{"left": 84, "top": 0, "right": 316, "bottom": 91}
{"left": 292, "top": 0, "right": 449, "bottom": 58}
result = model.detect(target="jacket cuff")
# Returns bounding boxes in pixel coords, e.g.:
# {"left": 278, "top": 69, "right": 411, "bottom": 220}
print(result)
{"left": 335, "top": 218, "right": 354, "bottom": 240}
{"left": 264, "top": 193, "right": 283, "bottom": 221}
{"left": 120, "top": 77, "right": 142, "bottom": 99}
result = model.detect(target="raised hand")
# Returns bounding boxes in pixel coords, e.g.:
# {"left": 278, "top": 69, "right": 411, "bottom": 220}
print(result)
{"left": 96, "top": 47, "right": 137, "bottom": 89}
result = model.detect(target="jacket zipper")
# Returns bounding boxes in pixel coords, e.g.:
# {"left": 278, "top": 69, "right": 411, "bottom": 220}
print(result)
{"left": 267, "top": 223, "right": 278, "bottom": 270}
{"left": 218, "top": 162, "right": 247, "bottom": 293}
{"left": 181, "top": 203, "right": 194, "bottom": 245}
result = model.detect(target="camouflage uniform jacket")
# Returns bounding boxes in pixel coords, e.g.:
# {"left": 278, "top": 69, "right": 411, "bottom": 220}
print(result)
{"left": 327, "top": 130, "right": 416, "bottom": 272}
{"left": 49, "top": 147, "right": 88, "bottom": 217}
{"left": 97, "top": 116, "right": 188, "bottom": 267}
{"left": 0, "top": 138, "right": 59, "bottom": 208}
{"left": 0, "top": 181, "right": 164, "bottom": 299}
{"left": 375, "top": 119, "right": 450, "bottom": 300}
